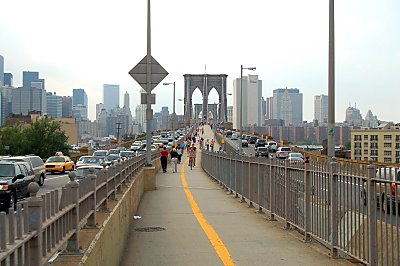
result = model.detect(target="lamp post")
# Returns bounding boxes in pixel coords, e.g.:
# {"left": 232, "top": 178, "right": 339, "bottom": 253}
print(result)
{"left": 239, "top": 65, "right": 256, "bottom": 155}
{"left": 178, "top": 98, "right": 186, "bottom": 138}
{"left": 163, "top": 82, "right": 176, "bottom": 146}
{"left": 327, "top": 0, "right": 335, "bottom": 159}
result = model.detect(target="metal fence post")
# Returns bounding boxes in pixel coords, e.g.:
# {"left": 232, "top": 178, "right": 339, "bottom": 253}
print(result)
{"left": 304, "top": 160, "right": 311, "bottom": 242}
{"left": 269, "top": 157, "right": 276, "bottom": 221}
{"left": 367, "top": 164, "right": 377, "bottom": 265}
{"left": 27, "top": 182, "right": 43, "bottom": 265}
{"left": 241, "top": 156, "right": 246, "bottom": 203}
{"left": 330, "top": 158, "right": 338, "bottom": 258}
{"left": 284, "top": 159, "right": 290, "bottom": 229}
{"left": 257, "top": 156, "right": 263, "bottom": 213}
{"left": 100, "top": 168, "right": 109, "bottom": 211}
{"left": 87, "top": 168, "right": 97, "bottom": 227}
{"left": 66, "top": 172, "right": 80, "bottom": 253}
{"left": 229, "top": 153, "right": 233, "bottom": 194}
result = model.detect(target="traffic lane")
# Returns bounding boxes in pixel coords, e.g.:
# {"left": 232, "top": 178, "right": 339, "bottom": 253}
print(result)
{"left": 39, "top": 172, "right": 70, "bottom": 196}
{"left": 225, "top": 137, "right": 256, "bottom": 156}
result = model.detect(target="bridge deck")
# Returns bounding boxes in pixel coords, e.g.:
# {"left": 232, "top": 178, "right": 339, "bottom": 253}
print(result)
{"left": 120, "top": 126, "right": 351, "bottom": 266}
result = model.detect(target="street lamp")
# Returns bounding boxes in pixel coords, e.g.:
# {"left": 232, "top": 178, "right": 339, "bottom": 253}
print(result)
{"left": 239, "top": 65, "right": 256, "bottom": 155}
{"left": 178, "top": 98, "right": 187, "bottom": 138}
{"left": 163, "top": 82, "right": 176, "bottom": 146}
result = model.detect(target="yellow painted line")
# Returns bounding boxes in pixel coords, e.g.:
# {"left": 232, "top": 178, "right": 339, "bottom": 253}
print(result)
{"left": 180, "top": 159, "right": 235, "bottom": 266}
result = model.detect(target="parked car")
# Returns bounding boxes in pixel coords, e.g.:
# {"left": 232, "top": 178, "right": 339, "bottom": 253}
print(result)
{"left": 255, "top": 147, "right": 269, "bottom": 157}
{"left": 0, "top": 161, "right": 36, "bottom": 211}
{"left": 241, "top": 139, "right": 249, "bottom": 147}
{"left": 2, "top": 155, "right": 46, "bottom": 186}
{"left": 45, "top": 155, "right": 75, "bottom": 174}
{"left": 255, "top": 139, "right": 266, "bottom": 148}
{"left": 276, "top": 147, "right": 292, "bottom": 159}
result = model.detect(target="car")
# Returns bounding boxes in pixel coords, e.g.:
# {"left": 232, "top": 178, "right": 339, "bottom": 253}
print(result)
{"left": 255, "top": 147, "right": 269, "bottom": 157}
{"left": 108, "top": 149, "right": 120, "bottom": 155}
{"left": 92, "top": 150, "right": 108, "bottom": 159}
{"left": 226, "top": 130, "right": 233, "bottom": 137}
{"left": 267, "top": 141, "right": 278, "bottom": 153}
{"left": 75, "top": 165, "right": 104, "bottom": 180}
{"left": 45, "top": 155, "right": 75, "bottom": 174}
{"left": 104, "top": 154, "right": 122, "bottom": 166}
{"left": 2, "top": 155, "right": 46, "bottom": 186}
{"left": 249, "top": 136, "right": 257, "bottom": 144}
{"left": 76, "top": 156, "right": 104, "bottom": 169}
{"left": 255, "top": 139, "right": 266, "bottom": 148}
{"left": 241, "top": 139, "right": 249, "bottom": 147}
{"left": 287, "top": 153, "right": 304, "bottom": 164}
{"left": 130, "top": 141, "right": 143, "bottom": 151}
{"left": 119, "top": 151, "right": 136, "bottom": 159}
{"left": 231, "top": 133, "right": 239, "bottom": 140}
{"left": 0, "top": 161, "right": 36, "bottom": 211}
{"left": 276, "top": 147, "right": 292, "bottom": 159}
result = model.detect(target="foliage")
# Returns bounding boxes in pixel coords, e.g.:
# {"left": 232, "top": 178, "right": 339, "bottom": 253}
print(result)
{"left": 0, "top": 117, "right": 70, "bottom": 158}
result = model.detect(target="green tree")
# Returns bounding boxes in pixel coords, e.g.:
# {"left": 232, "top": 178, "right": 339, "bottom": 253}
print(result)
{"left": 23, "top": 117, "right": 70, "bottom": 158}
{"left": 0, "top": 125, "right": 28, "bottom": 155}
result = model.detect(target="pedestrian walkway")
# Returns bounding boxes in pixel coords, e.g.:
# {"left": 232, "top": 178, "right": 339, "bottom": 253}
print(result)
{"left": 120, "top": 125, "right": 351, "bottom": 266}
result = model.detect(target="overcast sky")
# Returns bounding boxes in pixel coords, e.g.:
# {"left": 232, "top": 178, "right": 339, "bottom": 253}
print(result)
{"left": 1, "top": 0, "right": 399, "bottom": 122}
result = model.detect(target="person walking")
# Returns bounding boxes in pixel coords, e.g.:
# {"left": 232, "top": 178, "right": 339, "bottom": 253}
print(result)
{"left": 170, "top": 148, "right": 178, "bottom": 173}
{"left": 206, "top": 139, "right": 210, "bottom": 151}
{"left": 177, "top": 148, "right": 182, "bottom": 164}
{"left": 210, "top": 139, "right": 214, "bottom": 152}
{"left": 160, "top": 147, "right": 169, "bottom": 173}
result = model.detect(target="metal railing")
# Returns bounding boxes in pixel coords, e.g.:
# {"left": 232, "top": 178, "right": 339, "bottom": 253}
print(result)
{"left": 202, "top": 150, "right": 400, "bottom": 266}
{"left": 0, "top": 151, "right": 159, "bottom": 265}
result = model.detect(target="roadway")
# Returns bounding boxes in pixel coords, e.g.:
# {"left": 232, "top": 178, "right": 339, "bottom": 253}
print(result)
{"left": 38, "top": 172, "right": 71, "bottom": 196}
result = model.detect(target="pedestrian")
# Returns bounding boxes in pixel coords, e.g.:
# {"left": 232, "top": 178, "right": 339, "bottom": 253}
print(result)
{"left": 170, "top": 148, "right": 178, "bottom": 173}
{"left": 206, "top": 139, "right": 210, "bottom": 151}
{"left": 160, "top": 147, "right": 169, "bottom": 173}
{"left": 210, "top": 139, "right": 214, "bottom": 152}
{"left": 191, "top": 143, "right": 197, "bottom": 166}
{"left": 177, "top": 148, "right": 182, "bottom": 164}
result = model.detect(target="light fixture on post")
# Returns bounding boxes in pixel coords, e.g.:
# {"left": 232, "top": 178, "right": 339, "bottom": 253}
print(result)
{"left": 239, "top": 65, "right": 256, "bottom": 155}
{"left": 163, "top": 82, "right": 176, "bottom": 146}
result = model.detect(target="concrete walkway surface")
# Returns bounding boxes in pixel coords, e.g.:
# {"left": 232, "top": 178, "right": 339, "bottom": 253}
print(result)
{"left": 120, "top": 125, "right": 352, "bottom": 266}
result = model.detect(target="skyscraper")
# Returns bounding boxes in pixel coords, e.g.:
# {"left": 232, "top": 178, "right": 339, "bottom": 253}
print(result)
{"left": 46, "top": 92, "right": 62, "bottom": 118}
{"left": 22, "top": 71, "right": 39, "bottom": 88}
{"left": 103, "top": 84, "right": 120, "bottom": 111}
{"left": 123, "top": 91, "right": 132, "bottom": 124}
{"left": 96, "top": 103, "right": 104, "bottom": 120}
{"left": 12, "top": 87, "right": 47, "bottom": 115}
{"left": 0, "top": 55, "right": 4, "bottom": 86}
{"left": 345, "top": 106, "right": 362, "bottom": 126}
{"left": 232, "top": 75, "right": 263, "bottom": 129}
{"left": 271, "top": 88, "right": 303, "bottom": 126}
{"left": 0, "top": 87, "right": 12, "bottom": 126}
{"left": 314, "top": 94, "right": 328, "bottom": 125}
{"left": 62, "top": 96, "right": 72, "bottom": 118}
{"left": 72, "top": 89, "right": 88, "bottom": 107}
{"left": 72, "top": 89, "right": 88, "bottom": 121}
{"left": 4, "top": 73, "right": 13, "bottom": 87}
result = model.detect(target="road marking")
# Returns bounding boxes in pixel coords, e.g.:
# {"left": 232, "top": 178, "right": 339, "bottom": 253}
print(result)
{"left": 46, "top": 174, "right": 69, "bottom": 180}
{"left": 180, "top": 159, "right": 235, "bottom": 266}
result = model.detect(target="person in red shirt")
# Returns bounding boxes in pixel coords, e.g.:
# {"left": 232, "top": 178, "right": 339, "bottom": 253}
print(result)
{"left": 160, "top": 147, "right": 169, "bottom": 173}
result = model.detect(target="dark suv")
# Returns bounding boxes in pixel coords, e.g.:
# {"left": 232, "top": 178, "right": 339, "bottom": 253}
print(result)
{"left": 255, "top": 139, "right": 266, "bottom": 148}
{"left": 0, "top": 161, "right": 36, "bottom": 211}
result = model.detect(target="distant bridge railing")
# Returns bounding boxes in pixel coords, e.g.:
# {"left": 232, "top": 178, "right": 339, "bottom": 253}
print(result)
{"left": 202, "top": 150, "right": 400, "bottom": 266}
{"left": 0, "top": 151, "right": 159, "bottom": 265}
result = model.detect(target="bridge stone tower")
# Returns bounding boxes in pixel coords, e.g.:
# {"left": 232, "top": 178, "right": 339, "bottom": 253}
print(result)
{"left": 183, "top": 74, "right": 228, "bottom": 123}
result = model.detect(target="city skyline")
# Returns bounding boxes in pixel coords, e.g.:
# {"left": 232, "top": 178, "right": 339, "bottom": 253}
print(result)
{"left": 1, "top": 0, "right": 399, "bottom": 122}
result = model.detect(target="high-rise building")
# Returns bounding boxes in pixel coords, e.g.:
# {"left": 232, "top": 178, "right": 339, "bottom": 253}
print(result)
{"left": 227, "top": 106, "right": 233, "bottom": 123}
{"left": 232, "top": 75, "right": 263, "bottom": 129}
{"left": 72, "top": 89, "right": 87, "bottom": 107}
{"left": 12, "top": 87, "right": 47, "bottom": 115}
{"left": 4, "top": 73, "right": 13, "bottom": 87}
{"left": 135, "top": 104, "right": 147, "bottom": 133}
{"left": 22, "top": 71, "right": 39, "bottom": 88}
{"left": 97, "top": 108, "right": 107, "bottom": 137}
{"left": 266, "top": 97, "right": 273, "bottom": 120}
{"left": 314, "top": 94, "right": 328, "bottom": 125}
{"left": 271, "top": 88, "right": 303, "bottom": 126}
{"left": 261, "top": 97, "right": 267, "bottom": 122}
{"left": 345, "top": 106, "right": 362, "bottom": 126}
{"left": 103, "top": 84, "right": 120, "bottom": 111}
{"left": 123, "top": 91, "right": 132, "bottom": 125}
{"left": 46, "top": 92, "right": 62, "bottom": 118}
{"left": 96, "top": 103, "right": 104, "bottom": 120}
{"left": 62, "top": 96, "right": 73, "bottom": 118}
{"left": 0, "top": 55, "right": 4, "bottom": 86}
{"left": 161, "top": 106, "right": 169, "bottom": 130}
{"left": 0, "top": 87, "right": 13, "bottom": 125}
{"left": 364, "top": 110, "right": 379, "bottom": 128}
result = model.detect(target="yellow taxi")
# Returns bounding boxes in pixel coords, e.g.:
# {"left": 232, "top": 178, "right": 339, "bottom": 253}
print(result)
{"left": 45, "top": 155, "right": 75, "bottom": 174}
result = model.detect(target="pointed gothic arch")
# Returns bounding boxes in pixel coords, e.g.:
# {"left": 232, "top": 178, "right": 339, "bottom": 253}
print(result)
{"left": 183, "top": 74, "right": 228, "bottom": 123}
